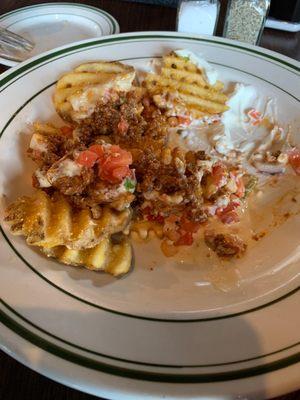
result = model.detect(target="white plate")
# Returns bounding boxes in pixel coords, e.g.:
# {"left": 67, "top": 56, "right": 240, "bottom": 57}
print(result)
{"left": 0, "top": 32, "right": 299, "bottom": 399}
{"left": 0, "top": 2, "right": 119, "bottom": 67}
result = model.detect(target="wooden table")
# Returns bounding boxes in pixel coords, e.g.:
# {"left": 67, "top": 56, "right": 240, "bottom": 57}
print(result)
{"left": 0, "top": 1, "right": 299, "bottom": 399}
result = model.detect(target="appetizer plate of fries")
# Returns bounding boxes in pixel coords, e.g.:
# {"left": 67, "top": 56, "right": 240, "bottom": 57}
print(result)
{"left": 0, "top": 32, "right": 299, "bottom": 399}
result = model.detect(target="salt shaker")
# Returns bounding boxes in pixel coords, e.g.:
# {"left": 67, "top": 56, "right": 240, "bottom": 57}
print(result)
{"left": 223, "top": 0, "right": 271, "bottom": 45}
{"left": 177, "top": 0, "right": 220, "bottom": 36}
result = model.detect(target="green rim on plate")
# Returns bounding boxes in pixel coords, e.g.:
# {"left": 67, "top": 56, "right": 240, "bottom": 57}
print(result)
{"left": 1, "top": 299, "right": 300, "bottom": 383}
{"left": 1, "top": 298, "right": 299, "bottom": 369}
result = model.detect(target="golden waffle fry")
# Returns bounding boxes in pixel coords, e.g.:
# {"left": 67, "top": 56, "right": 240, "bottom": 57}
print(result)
{"left": 151, "top": 88, "right": 227, "bottom": 114}
{"left": 145, "top": 52, "right": 228, "bottom": 117}
{"left": 4, "top": 196, "right": 32, "bottom": 235}
{"left": 46, "top": 193, "right": 72, "bottom": 247}
{"left": 162, "top": 66, "right": 208, "bottom": 88}
{"left": 162, "top": 55, "right": 224, "bottom": 90}
{"left": 163, "top": 54, "right": 199, "bottom": 73}
{"left": 146, "top": 74, "right": 227, "bottom": 103}
{"left": 53, "top": 61, "right": 135, "bottom": 122}
{"left": 42, "top": 237, "right": 132, "bottom": 276}
{"left": 172, "top": 90, "right": 227, "bottom": 114}
{"left": 4, "top": 190, "right": 131, "bottom": 250}
{"left": 22, "top": 190, "right": 51, "bottom": 246}
{"left": 104, "top": 238, "right": 132, "bottom": 276}
{"left": 56, "top": 72, "right": 118, "bottom": 90}
{"left": 74, "top": 61, "right": 134, "bottom": 74}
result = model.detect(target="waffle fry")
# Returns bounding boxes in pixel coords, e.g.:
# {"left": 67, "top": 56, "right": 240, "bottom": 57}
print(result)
{"left": 43, "top": 236, "right": 132, "bottom": 276}
{"left": 4, "top": 190, "right": 131, "bottom": 250}
{"left": 145, "top": 52, "right": 228, "bottom": 117}
{"left": 146, "top": 75, "right": 227, "bottom": 103}
{"left": 54, "top": 61, "right": 135, "bottom": 122}
{"left": 74, "top": 61, "right": 134, "bottom": 74}
{"left": 162, "top": 55, "right": 224, "bottom": 90}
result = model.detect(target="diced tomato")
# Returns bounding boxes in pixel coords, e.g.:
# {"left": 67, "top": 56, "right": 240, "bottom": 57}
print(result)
{"left": 165, "top": 214, "right": 180, "bottom": 224}
{"left": 211, "top": 163, "right": 227, "bottom": 188}
{"left": 76, "top": 150, "right": 98, "bottom": 168}
{"left": 89, "top": 144, "right": 105, "bottom": 162}
{"left": 175, "top": 232, "right": 194, "bottom": 246}
{"left": 216, "top": 202, "right": 240, "bottom": 224}
{"left": 99, "top": 167, "right": 113, "bottom": 183}
{"left": 147, "top": 214, "right": 165, "bottom": 224}
{"left": 156, "top": 215, "right": 165, "bottom": 224}
{"left": 216, "top": 201, "right": 239, "bottom": 215}
{"left": 248, "top": 109, "right": 263, "bottom": 126}
{"left": 252, "top": 120, "right": 261, "bottom": 126}
{"left": 218, "top": 210, "right": 239, "bottom": 224}
{"left": 235, "top": 177, "right": 245, "bottom": 198}
{"left": 142, "top": 206, "right": 152, "bottom": 215}
{"left": 177, "top": 116, "right": 191, "bottom": 126}
{"left": 230, "top": 172, "right": 245, "bottom": 198}
{"left": 117, "top": 118, "right": 129, "bottom": 135}
{"left": 288, "top": 148, "right": 300, "bottom": 175}
{"left": 120, "top": 149, "right": 133, "bottom": 165}
{"left": 248, "top": 109, "right": 262, "bottom": 119}
{"left": 103, "top": 151, "right": 132, "bottom": 171}
{"left": 109, "top": 146, "right": 132, "bottom": 163}
{"left": 91, "top": 144, "right": 133, "bottom": 183}
{"left": 100, "top": 166, "right": 131, "bottom": 184}
{"left": 110, "top": 145, "right": 121, "bottom": 152}
{"left": 60, "top": 125, "right": 73, "bottom": 136}
{"left": 99, "top": 168, "right": 111, "bottom": 182}
{"left": 111, "top": 165, "right": 131, "bottom": 181}
{"left": 180, "top": 217, "right": 201, "bottom": 233}
{"left": 144, "top": 207, "right": 165, "bottom": 224}
{"left": 216, "top": 202, "right": 238, "bottom": 215}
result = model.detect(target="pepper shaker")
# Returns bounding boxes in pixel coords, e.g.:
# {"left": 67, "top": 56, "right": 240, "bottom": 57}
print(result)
{"left": 177, "top": 0, "right": 220, "bottom": 36}
{"left": 223, "top": 0, "right": 271, "bottom": 45}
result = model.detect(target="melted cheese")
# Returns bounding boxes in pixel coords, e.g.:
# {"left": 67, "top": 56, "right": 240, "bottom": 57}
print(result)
{"left": 56, "top": 159, "right": 82, "bottom": 178}
{"left": 29, "top": 133, "right": 48, "bottom": 153}
{"left": 47, "top": 158, "right": 83, "bottom": 185}
{"left": 35, "top": 169, "right": 51, "bottom": 188}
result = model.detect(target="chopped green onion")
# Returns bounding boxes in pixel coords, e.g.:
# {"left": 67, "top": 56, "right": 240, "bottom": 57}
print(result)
{"left": 182, "top": 56, "right": 190, "bottom": 61}
{"left": 244, "top": 176, "right": 258, "bottom": 198}
{"left": 124, "top": 178, "right": 136, "bottom": 193}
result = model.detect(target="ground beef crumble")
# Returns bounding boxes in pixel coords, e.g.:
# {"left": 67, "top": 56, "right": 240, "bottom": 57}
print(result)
{"left": 204, "top": 231, "right": 247, "bottom": 258}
